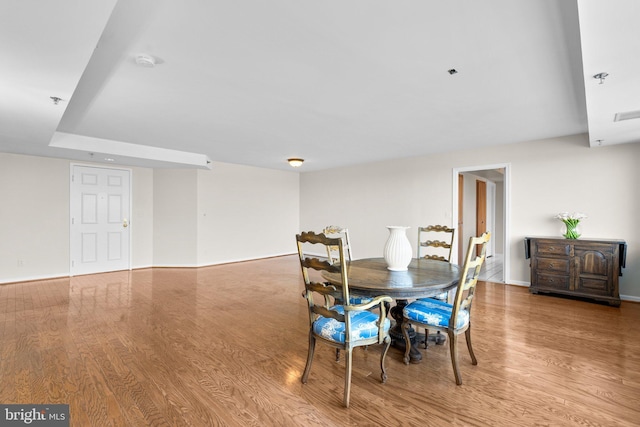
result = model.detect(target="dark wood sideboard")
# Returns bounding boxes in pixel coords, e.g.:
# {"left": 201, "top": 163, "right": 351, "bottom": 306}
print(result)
{"left": 524, "top": 237, "right": 626, "bottom": 306}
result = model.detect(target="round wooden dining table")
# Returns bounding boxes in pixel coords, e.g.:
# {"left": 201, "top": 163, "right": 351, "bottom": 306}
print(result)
{"left": 322, "top": 257, "right": 461, "bottom": 362}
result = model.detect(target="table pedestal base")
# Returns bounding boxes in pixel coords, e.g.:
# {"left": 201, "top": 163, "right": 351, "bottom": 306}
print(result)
{"left": 389, "top": 299, "right": 423, "bottom": 363}
{"left": 388, "top": 299, "right": 448, "bottom": 362}
{"left": 417, "top": 331, "right": 447, "bottom": 347}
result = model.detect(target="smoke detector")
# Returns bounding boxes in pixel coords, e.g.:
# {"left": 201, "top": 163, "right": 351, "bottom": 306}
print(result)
{"left": 135, "top": 54, "right": 156, "bottom": 68}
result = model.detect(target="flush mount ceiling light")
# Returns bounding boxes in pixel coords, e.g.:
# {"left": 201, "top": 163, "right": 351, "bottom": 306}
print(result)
{"left": 135, "top": 54, "right": 157, "bottom": 67}
{"left": 287, "top": 158, "right": 304, "bottom": 167}
{"left": 593, "top": 72, "right": 609, "bottom": 84}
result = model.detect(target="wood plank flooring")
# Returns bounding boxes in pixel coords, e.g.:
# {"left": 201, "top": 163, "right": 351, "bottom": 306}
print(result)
{"left": 1, "top": 255, "right": 639, "bottom": 426}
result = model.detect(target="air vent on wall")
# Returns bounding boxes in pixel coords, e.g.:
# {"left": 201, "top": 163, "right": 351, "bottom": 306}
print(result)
{"left": 613, "top": 110, "right": 640, "bottom": 122}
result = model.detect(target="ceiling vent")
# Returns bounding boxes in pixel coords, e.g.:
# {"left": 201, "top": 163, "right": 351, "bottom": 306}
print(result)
{"left": 613, "top": 110, "right": 640, "bottom": 122}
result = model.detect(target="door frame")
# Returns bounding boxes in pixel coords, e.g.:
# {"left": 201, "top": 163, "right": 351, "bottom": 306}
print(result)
{"left": 452, "top": 163, "right": 510, "bottom": 283}
{"left": 69, "top": 163, "right": 133, "bottom": 276}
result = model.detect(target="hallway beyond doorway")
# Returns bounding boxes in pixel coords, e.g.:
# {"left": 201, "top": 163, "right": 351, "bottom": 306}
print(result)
{"left": 479, "top": 253, "right": 504, "bottom": 283}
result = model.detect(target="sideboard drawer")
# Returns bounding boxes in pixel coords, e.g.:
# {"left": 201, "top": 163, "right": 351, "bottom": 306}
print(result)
{"left": 536, "top": 257, "right": 570, "bottom": 274}
{"left": 535, "top": 273, "right": 570, "bottom": 291}
{"left": 535, "top": 242, "right": 571, "bottom": 257}
{"left": 576, "top": 277, "right": 610, "bottom": 295}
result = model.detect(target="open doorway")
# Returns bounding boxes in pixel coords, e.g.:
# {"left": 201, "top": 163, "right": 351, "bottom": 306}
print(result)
{"left": 452, "top": 164, "right": 510, "bottom": 283}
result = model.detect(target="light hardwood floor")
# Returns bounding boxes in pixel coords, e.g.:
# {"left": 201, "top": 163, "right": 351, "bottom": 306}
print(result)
{"left": 1, "top": 255, "right": 639, "bottom": 426}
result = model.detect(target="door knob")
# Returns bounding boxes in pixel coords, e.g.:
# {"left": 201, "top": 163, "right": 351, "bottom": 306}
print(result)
{"left": 123, "top": 218, "right": 128, "bottom": 228}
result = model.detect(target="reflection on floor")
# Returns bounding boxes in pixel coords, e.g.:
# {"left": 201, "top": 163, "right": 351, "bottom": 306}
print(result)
{"left": 479, "top": 253, "right": 503, "bottom": 282}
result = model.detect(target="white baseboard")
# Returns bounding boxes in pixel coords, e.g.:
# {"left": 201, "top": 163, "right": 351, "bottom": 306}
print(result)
{"left": 620, "top": 294, "right": 640, "bottom": 303}
{"left": 194, "top": 252, "right": 296, "bottom": 268}
{"left": 0, "top": 272, "right": 69, "bottom": 285}
{"left": 505, "top": 280, "right": 530, "bottom": 287}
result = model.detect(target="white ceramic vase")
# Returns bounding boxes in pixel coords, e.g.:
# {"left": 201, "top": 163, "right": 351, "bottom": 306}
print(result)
{"left": 383, "top": 226, "right": 412, "bottom": 271}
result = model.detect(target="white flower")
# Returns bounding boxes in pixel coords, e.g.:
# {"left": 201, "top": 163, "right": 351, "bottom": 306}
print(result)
{"left": 555, "top": 212, "right": 587, "bottom": 221}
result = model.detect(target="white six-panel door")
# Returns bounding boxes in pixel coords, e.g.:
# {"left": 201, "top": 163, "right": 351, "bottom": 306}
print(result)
{"left": 70, "top": 165, "right": 131, "bottom": 276}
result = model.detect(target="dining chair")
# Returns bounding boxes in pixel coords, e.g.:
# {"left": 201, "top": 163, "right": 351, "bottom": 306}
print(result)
{"left": 296, "top": 231, "right": 392, "bottom": 407}
{"left": 401, "top": 231, "right": 490, "bottom": 385}
{"left": 417, "top": 225, "right": 456, "bottom": 345}
{"left": 322, "top": 225, "right": 353, "bottom": 264}
{"left": 322, "top": 225, "right": 370, "bottom": 306}
{"left": 417, "top": 225, "right": 455, "bottom": 262}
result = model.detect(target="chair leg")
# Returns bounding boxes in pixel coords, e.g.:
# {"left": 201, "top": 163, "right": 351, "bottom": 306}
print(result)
{"left": 448, "top": 330, "right": 462, "bottom": 385}
{"left": 465, "top": 326, "right": 477, "bottom": 365}
{"left": 425, "top": 329, "right": 446, "bottom": 348}
{"left": 343, "top": 349, "right": 353, "bottom": 408}
{"left": 380, "top": 336, "right": 391, "bottom": 384}
{"left": 301, "top": 331, "right": 316, "bottom": 384}
{"left": 402, "top": 320, "right": 412, "bottom": 365}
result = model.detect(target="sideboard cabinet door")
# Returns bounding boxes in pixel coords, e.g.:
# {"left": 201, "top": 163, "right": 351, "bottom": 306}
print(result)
{"left": 574, "top": 244, "right": 617, "bottom": 297}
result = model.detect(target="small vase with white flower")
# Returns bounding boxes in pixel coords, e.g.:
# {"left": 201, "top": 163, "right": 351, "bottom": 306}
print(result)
{"left": 555, "top": 212, "right": 587, "bottom": 239}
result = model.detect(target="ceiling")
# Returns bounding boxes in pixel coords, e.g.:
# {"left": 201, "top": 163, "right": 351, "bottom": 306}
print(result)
{"left": 465, "top": 168, "right": 505, "bottom": 183}
{"left": 2, "top": 0, "right": 638, "bottom": 172}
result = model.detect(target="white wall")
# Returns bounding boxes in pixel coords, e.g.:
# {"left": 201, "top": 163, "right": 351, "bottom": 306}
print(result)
{"left": 132, "top": 167, "right": 154, "bottom": 268}
{"left": 153, "top": 169, "right": 199, "bottom": 266}
{"left": 299, "top": 134, "right": 640, "bottom": 300}
{"left": 151, "top": 164, "right": 300, "bottom": 267}
{"left": 0, "top": 153, "right": 70, "bottom": 282}
{"left": 0, "top": 154, "right": 299, "bottom": 282}
{"left": 196, "top": 162, "right": 300, "bottom": 265}
{"left": 2, "top": 136, "right": 636, "bottom": 299}
{"left": 0, "top": 154, "right": 155, "bottom": 283}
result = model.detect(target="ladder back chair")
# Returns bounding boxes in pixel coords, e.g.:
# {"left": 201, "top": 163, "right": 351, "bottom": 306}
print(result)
{"left": 417, "top": 225, "right": 455, "bottom": 262}
{"left": 322, "top": 225, "right": 353, "bottom": 264}
{"left": 402, "top": 231, "right": 491, "bottom": 385}
{"left": 417, "top": 225, "right": 456, "bottom": 343}
{"left": 296, "top": 231, "right": 392, "bottom": 407}
{"left": 322, "top": 225, "right": 371, "bottom": 305}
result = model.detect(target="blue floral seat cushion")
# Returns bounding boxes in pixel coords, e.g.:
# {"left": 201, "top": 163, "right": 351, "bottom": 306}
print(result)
{"left": 419, "top": 291, "right": 448, "bottom": 302}
{"left": 403, "top": 298, "right": 469, "bottom": 330}
{"left": 313, "top": 306, "right": 390, "bottom": 343}
{"left": 349, "top": 295, "right": 373, "bottom": 304}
